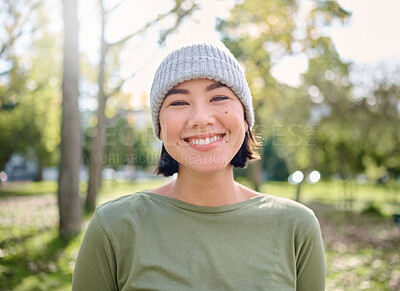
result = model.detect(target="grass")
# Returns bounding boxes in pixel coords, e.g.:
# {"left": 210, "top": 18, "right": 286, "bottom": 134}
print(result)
{"left": 0, "top": 181, "right": 58, "bottom": 197}
{"left": 0, "top": 178, "right": 399, "bottom": 290}
{"left": 312, "top": 203, "right": 400, "bottom": 290}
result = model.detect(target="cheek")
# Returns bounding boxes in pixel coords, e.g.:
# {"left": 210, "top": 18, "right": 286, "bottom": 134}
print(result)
{"left": 225, "top": 106, "right": 247, "bottom": 145}
{"left": 159, "top": 110, "right": 171, "bottom": 140}
{"left": 159, "top": 110, "right": 184, "bottom": 141}
{"left": 223, "top": 105, "right": 246, "bottom": 130}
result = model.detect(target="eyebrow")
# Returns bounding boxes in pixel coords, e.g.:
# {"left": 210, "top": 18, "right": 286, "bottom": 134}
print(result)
{"left": 165, "top": 82, "right": 228, "bottom": 97}
{"left": 206, "top": 82, "right": 228, "bottom": 91}
{"left": 165, "top": 88, "right": 189, "bottom": 97}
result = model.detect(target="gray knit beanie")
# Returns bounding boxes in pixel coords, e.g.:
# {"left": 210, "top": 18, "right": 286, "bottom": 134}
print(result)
{"left": 150, "top": 43, "right": 254, "bottom": 139}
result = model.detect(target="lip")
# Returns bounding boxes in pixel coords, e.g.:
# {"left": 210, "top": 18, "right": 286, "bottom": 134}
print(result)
{"left": 183, "top": 133, "right": 225, "bottom": 151}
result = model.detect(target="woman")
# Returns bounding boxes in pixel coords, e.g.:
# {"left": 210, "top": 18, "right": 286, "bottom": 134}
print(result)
{"left": 72, "top": 43, "right": 325, "bottom": 290}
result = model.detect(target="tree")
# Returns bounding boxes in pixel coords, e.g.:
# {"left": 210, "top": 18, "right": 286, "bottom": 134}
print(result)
{"left": 301, "top": 39, "right": 400, "bottom": 183}
{"left": 0, "top": 1, "right": 61, "bottom": 177}
{"left": 262, "top": 137, "right": 289, "bottom": 181}
{"left": 353, "top": 65, "right": 400, "bottom": 180}
{"left": 0, "top": 0, "right": 41, "bottom": 74}
{"left": 85, "top": 0, "right": 200, "bottom": 211}
{"left": 103, "top": 115, "right": 158, "bottom": 171}
{"left": 300, "top": 36, "right": 355, "bottom": 179}
{"left": 219, "top": 0, "right": 400, "bottom": 189}
{"left": 58, "top": 0, "right": 82, "bottom": 239}
{"left": 0, "top": 0, "right": 36, "bottom": 169}
{"left": 217, "top": 0, "right": 350, "bottom": 187}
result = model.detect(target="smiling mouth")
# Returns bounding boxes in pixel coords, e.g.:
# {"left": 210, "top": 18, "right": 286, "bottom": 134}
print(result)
{"left": 184, "top": 134, "right": 225, "bottom": 146}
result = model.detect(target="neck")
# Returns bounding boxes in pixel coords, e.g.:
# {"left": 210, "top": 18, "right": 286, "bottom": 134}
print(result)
{"left": 168, "top": 166, "right": 244, "bottom": 206}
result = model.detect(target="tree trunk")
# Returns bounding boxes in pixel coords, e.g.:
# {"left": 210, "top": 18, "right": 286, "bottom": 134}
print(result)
{"left": 249, "top": 160, "right": 263, "bottom": 192}
{"left": 58, "top": 0, "right": 82, "bottom": 240}
{"left": 36, "top": 161, "right": 43, "bottom": 182}
{"left": 86, "top": 2, "right": 107, "bottom": 211}
{"left": 84, "top": 0, "right": 199, "bottom": 211}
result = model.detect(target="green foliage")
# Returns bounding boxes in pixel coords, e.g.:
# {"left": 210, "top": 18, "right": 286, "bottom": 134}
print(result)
{"left": 83, "top": 118, "right": 158, "bottom": 170}
{"left": 361, "top": 202, "right": 384, "bottom": 217}
{"left": 262, "top": 137, "right": 289, "bottom": 181}
{"left": 0, "top": 227, "right": 82, "bottom": 290}
{"left": 0, "top": 2, "right": 61, "bottom": 172}
{"left": 217, "top": 0, "right": 400, "bottom": 182}
{"left": 217, "top": 0, "right": 350, "bottom": 176}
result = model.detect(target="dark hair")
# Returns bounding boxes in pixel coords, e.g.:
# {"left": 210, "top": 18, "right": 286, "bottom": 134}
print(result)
{"left": 155, "top": 131, "right": 260, "bottom": 177}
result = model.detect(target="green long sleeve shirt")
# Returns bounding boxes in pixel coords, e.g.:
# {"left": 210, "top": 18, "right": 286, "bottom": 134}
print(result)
{"left": 72, "top": 192, "right": 325, "bottom": 290}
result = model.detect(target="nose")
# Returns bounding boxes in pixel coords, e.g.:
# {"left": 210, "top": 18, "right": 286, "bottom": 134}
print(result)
{"left": 187, "top": 103, "right": 215, "bottom": 128}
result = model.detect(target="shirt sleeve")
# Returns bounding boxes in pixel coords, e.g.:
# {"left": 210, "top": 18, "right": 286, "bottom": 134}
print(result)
{"left": 296, "top": 215, "right": 326, "bottom": 291}
{"left": 72, "top": 211, "right": 118, "bottom": 291}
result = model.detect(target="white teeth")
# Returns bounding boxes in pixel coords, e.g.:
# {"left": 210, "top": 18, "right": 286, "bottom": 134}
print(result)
{"left": 188, "top": 135, "right": 222, "bottom": 145}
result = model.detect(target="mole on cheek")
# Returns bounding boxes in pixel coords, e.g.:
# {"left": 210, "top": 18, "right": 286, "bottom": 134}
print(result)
{"left": 225, "top": 111, "right": 228, "bottom": 114}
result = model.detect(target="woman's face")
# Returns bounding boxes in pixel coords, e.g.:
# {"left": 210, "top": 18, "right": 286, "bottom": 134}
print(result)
{"left": 159, "top": 78, "right": 247, "bottom": 174}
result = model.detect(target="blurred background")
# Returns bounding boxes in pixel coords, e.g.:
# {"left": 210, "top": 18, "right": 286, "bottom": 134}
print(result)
{"left": 0, "top": 0, "right": 399, "bottom": 290}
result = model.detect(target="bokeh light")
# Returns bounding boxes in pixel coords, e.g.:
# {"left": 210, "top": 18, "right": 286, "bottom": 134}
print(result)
{"left": 0, "top": 171, "right": 8, "bottom": 182}
{"left": 288, "top": 170, "right": 304, "bottom": 184}
{"left": 307, "top": 170, "right": 321, "bottom": 184}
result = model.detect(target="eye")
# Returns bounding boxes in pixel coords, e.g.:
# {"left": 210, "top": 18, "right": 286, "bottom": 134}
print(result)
{"left": 211, "top": 96, "right": 229, "bottom": 102}
{"left": 170, "top": 100, "right": 189, "bottom": 106}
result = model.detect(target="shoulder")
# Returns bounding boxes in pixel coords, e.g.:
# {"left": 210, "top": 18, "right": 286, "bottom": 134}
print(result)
{"left": 97, "top": 192, "right": 146, "bottom": 213}
{"left": 256, "top": 194, "right": 323, "bottom": 248}
{"left": 238, "top": 182, "right": 318, "bottom": 225}
{"left": 94, "top": 192, "right": 154, "bottom": 230}
{"left": 269, "top": 195, "right": 317, "bottom": 219}
{"left": 254, "top": 194, "right": 320, "bottom": 231}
